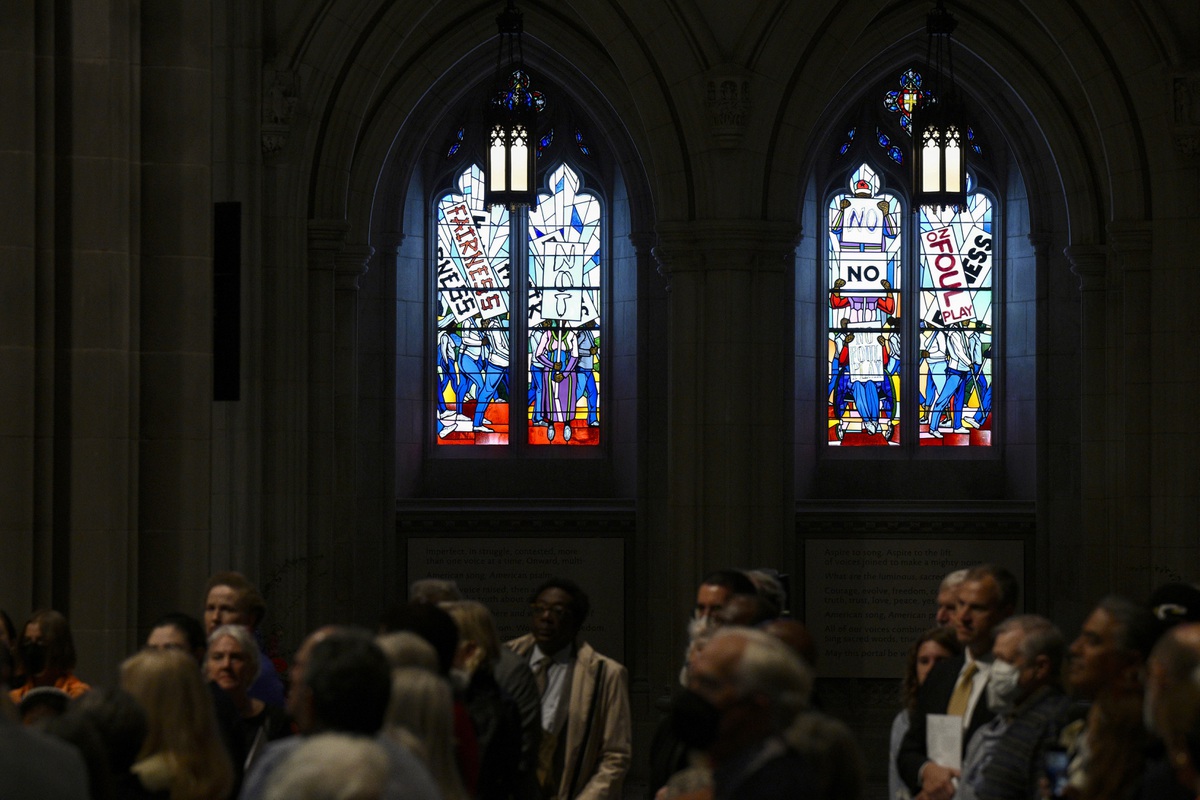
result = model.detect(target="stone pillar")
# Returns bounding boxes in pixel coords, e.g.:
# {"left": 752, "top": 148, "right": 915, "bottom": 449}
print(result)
{"left": 334, "top": 245, "right": 372, "bottom": 621}
{"left": 651, "top": 219, "right": 799, "bottom": 684}
{"left": 305, "top": 220, "right": 349, "bottom": 628}
{"left": 1065, "top": 244, "right": 1113, "bottom": 604}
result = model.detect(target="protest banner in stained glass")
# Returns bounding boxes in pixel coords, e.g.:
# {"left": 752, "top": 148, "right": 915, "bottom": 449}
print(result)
{"left": 434, "top": 164, "right": 513, "bottom": 445}
{"left": 527, "top": 163, "right": 602, "bottom": 446}
{"left": 826, "top": 164, "right": 903, "bottom": 446}
{"left": 917, "top": 192, "right": 993, "bottom": 446}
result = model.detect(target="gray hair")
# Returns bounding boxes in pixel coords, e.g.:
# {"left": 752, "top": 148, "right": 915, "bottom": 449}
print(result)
{"left": 375, "top": 631, "right": 439, "bottom": 673}
{"left": 409, "top": 579, "right": 462, "bottom": 604}
{"left": 994, "top": 614, "right": 1064, "bottom": 678}
{"left": 264, "top": 732, "right": 390, "bottom": 800}
{"left": 714, "top": 627, "right": 813, "bottom": 729}
{"left": 939, "top": 569, "right": 969, "bottom": 593}
{"left": 207, "top": 623, "right": 261, "bottom": 685}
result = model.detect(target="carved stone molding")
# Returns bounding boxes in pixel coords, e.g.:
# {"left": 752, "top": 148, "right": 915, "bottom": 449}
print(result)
{"left": 1026, "top": 232, "right": 1051, "bottom": 259}
{"left": 1173, "top": 72, "right": 1200, "bottom": 159}
{"left": 335, "top": 246, "right": 374, "bottom": 291}
{"left": 1107, "top": 221, "right": 1153, "bottom": 257}
{"left": 706, "top": 66, "right": 751, "bottom": 148}
{"left": 262, "top": 68, "right": 299, "bottom": 157}
{"left": 1064, "top": 244, "right": 1108, "bottom": 292}
{"left": 653, "top": 220, "right": 801, "bottom": 278}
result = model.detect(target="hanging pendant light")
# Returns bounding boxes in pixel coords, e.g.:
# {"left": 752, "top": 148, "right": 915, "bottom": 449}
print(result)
{"left": 484, "top": 0, "right": 539, "bottom": 209}
{"left": 912, "top": 0, "right": 967, "bottom": 210}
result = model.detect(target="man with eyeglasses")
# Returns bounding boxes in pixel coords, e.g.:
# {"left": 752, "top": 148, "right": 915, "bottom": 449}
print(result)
{"left": 506, "top": 577, "right": 631, "bottom": 800}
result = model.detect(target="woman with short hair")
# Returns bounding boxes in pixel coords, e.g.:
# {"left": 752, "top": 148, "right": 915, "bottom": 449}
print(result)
{"left": 205, "top": 624, "right": 291, "bottom": 771}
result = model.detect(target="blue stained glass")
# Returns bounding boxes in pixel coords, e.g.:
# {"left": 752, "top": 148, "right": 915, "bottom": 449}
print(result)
{"left": 538, "top": 128, "right": 554, "bottom": 160}
{"left": 571, "top": 207, "right": 583, "bottom": 234}
{"left": 446, "top": 127, "right": 464, "bottom": 159}
{"left": 555, "top": 176, "right": 564, "bottom": 192}
{"left": 575, "top": 129, "right": 592, "bottom": 157}
{"left": 888, "top": 146, "right": 903, "bottom": 164}
{"left": 877, "top": 129, "right": 891, "bottom": 148}
{"left": 884, "top": 69, "right": 925, "bottom": 136}
{"left": 839, "top": 142, "right": 851, "bottom": 156}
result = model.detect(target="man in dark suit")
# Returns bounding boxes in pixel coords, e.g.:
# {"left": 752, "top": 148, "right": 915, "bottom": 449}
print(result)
{"left": 898, "top": 563, "right": 1018, "bottom": 800}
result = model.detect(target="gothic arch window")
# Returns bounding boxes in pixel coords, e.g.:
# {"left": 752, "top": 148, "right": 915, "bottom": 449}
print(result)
{"left": 430, "top": 73, "right": 606, "bottom": 451}
{"left": 823, "top": 68, "right": 997, "bottom": 450}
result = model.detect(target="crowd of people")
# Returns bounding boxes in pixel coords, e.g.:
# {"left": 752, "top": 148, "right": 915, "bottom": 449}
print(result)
{"left": 4, "top": 566, "right": 1200, "bottom": 800}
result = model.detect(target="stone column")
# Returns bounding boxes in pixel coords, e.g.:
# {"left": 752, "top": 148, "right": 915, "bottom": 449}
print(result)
{"left": 1108, "top": 222, "right": 1154, "bottom": 597}
{"left": 1065, "top": 244, "right": 1113, "bottom": 604}
{"left": 651, "top": 219, "right": 799, "bottom": 684}
{"left": 304, "top": 219, "right": 349, "bottom": 629}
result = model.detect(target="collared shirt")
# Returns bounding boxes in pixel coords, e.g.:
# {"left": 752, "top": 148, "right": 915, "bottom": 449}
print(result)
{"left": 530, "top": 643, "right": 572, "bottom": 733}
{"left": 959, "top": 651, "right": 993, "bottom": 730}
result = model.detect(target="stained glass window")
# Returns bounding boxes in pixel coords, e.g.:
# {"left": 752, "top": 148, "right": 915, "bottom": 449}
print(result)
{"left": 826, "top": 165, "right": 903, "bottom": 445}
{"left": 824, "top": 161, "right": 995, "bottom": 449}
{"left": 527, "top": 164, "right": 602, "bottom": 445}
{"left": 433, "top": 162, "right": 601, "bottom": 447}
{"left": 918, "top": 192, "right": 993, "bottom": 446}
{"left": 435, "top": 164, "right": 512, "bottom": 444}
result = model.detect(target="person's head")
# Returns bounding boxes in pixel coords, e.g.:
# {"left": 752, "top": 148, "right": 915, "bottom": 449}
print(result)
{"left": 18, "top": 609, "right": 77, "bottom": 680}
{"left": 936, "top": 569, "right": 969, "bottom": 626}
{"left": 1145, "top": 622, "right": 1200, "bottom": 739}
{"left": 1068, "top": 594, "right": 1159, "bottom": 700}
{"left": 378, "top": 602, "right": 459, "bottom": 675}
{"left": 529, "top": 577, "right": 589, "bottom": 655}
{"left": 296, "top": 628, "right": 391, "bottom": 735}
{"left": 206, "top": 623, "right": 261, "bottom": 699}
{"left": 146, "top": 612, "right": 208, "bottom": 663}
{"left": 18, "top": 687, "right": 70, "bottom": 726}
{"left": 761, "top": 619, "right": 819, "bottom": 670}
{"left": 203, "top": 571, "right": 266, "bottom": 635}
{"left": 375, "top": 631, "right": 439, "bottom": 673}
{"left": 440, "top": 600, "right": 502, "bottom": 675}
{"left": 745, "top": 569, "right": 787, "bottom": 619}
{"left": 687, "top": 626, "right": 812, "bottom": 762}
{"left": 385, "top": 666, "right": 465, "bottom": 800}
{"left": 70, "top": 687, "right": 148, "bottom": 774}
{"left": 263, "top": 732, "right": 390, "bottom": 800}
{"left": 902, "top": 626, "right": 962, "bottom": 713}
{"left": 41, "top": 709, "right": 113, "bottom": 800}
{"left": 410, "top": 578, "right": 463, "bottom": 605}
{"left": 954, "top": 564, "right": 1018, "bottom": 656}
{"left": 694, "top": 569, "right": 757, "bottom": 623}
{"left": 714, "top": 593, "right": 769, "bottom": 628}
{"left": 119, "top": 648, "right": 233, "bottom": 798}
{"left": 986, "top": 614, "right": 1064, "bottom": 715}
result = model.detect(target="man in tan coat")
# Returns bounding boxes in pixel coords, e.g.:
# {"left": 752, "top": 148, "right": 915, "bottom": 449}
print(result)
{"left": 507, "top": 577, "right": 631, "bottom": 800}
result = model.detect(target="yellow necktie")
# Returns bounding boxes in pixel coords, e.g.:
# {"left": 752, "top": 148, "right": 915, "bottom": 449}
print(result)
{"left": 946, "top": 661, "right": 978, "bottom": 716}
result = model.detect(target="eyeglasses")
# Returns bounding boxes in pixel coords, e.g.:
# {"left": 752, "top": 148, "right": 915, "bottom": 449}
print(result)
{"left": 530, "top": 603, "right": 571, "bottom": 620}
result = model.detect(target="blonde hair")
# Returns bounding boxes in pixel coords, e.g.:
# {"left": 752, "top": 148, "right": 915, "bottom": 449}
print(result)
{"left": 120, "top": 649, "right": 233, "bottom": 800}
{"left": 439, "top": 600, "right": 501, "bottom": 674}
{"left": 385, "top": 667, "right": 467, "bottom": 800}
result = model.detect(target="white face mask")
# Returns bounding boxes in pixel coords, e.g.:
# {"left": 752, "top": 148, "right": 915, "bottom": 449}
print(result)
{"left": 986, "top": 659, "right": 1022, "bottom": 714}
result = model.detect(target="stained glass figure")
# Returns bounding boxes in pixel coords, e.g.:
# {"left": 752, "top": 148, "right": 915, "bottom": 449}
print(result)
{"left": 917, "top": 192, "right": 993, "bottom": 446}
{"left": 527, "top": 163, "right": 602, "bottom": 445}
{"left": 434, "top": 164, "right": 513, "bottom": 445}
{"left": 826, "top": 164, "right": 902, "bottom": 446}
